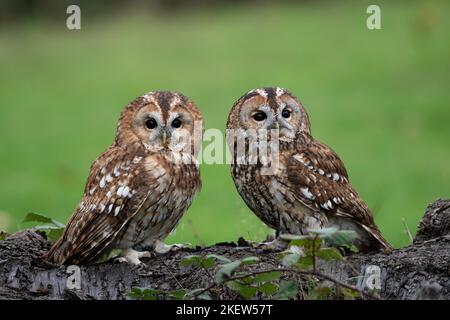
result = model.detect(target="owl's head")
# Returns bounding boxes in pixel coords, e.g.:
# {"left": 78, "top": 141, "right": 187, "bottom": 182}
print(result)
{"left": 227, "top": 87, "right": 310, "bottom": 141}
{"left": 116, "top": 91, "right": 203, "bottom": 155}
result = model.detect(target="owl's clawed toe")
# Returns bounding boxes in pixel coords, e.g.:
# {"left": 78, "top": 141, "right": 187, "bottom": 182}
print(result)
{"left": 154, "top": 240, "right": 188, "bottom": 254}
{"left": 256, "top": 238, "right": 289, "bottom": 252}
{"left": 116, "top": 248, "right": 151, "bottom": 265}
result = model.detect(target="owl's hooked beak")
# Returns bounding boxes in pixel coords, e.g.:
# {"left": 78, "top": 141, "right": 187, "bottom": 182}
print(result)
{"left": 268, "top": 121, "right": 279, "bottom": 130}
{"left": 162, "top": 130, "right": 169, "bottom": 147}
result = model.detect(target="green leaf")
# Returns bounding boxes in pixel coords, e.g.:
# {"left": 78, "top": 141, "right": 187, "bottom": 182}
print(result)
{"left": 23, "top": 212, "right": 65, "bottom": 228}
{"left": 169, "top": 289, "right": 187, "bottom": 300}
{"left": 274, "top": 280, "right": 298, "bottom": 300}
{"left": 180, "top": 254, "right": 223, "bottom": 269}
{"left": 47, "top": 228, "right": 64, "bottom": 242}
{"left": 206, "top": 254, "right": 231, "bottom": 264}
{"left": 128, "top": 287, "right": 162, "bottom": 300}
{"left": 180, "top": 255, "right": 200, "bottom": 267}
{"left": 215, "top": 260, "right": 241, "bottom": 284}
{"left": 339, "top": 287, "right": 361, "bottom": 300}
{"left": 296, "top": 256, "right": 314, "bottom": 270}
{"left": 309, "top": 284, "right": 333, "bottom": 300}
{"left": 200, "top": 256, "right": 216, "bottom": 268}
{"left": 0, "top": 231, "right": 9, "bottom": 241}
{"left": 317, "top": 247, "right": 343, "bottom": 261}
{"left": 324, "top": 230, "right": 357, "bottom": 247}
{"left": 240, "top": 256, "right": 260, "bottom": 264}
{"left": 142, "top": 288, "right": 162, "bottom": 300}
{"left": 258, "top": 282, "right": 278, "bottom": 295}
{"left": 187, "top": 288, "right": 212, "bottom": 300}
{"left": 226, "top": 281, "right": 258, "bottom": 299}
{"left": 282, "top": 253, "right": 301, "bottom": 267}
{"left": 253, "top": 271, "right": 282, "bottom": 283}
{"left": 280, "top": 233, "right": 309, "bottom": 241}
{"left": 306, "top": 226, "right": 339, "bottom": 237}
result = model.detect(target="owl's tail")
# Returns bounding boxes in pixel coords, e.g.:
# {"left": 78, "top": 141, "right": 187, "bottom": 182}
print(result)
{"left": 42, "top": 237, "right": 70, "bottom": 265}
{"left": 363, "top": 225, "right": 394, "bottom": 252}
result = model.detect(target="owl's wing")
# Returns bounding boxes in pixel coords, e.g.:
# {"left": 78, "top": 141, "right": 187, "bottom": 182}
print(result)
{"left": 46, "top": 146, "right": 155, "bottom": 264}
{"left": 286, "top": 140, "right": 391, "bottom": 250}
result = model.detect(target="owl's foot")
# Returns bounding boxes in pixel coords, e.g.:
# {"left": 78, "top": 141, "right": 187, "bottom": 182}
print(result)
{"left": 154, "top": 240, "right": 187, "bottom": 254}
{"left": 256, "top": 237, "right": 289, "bottom": 252}
{"left": 115, "top": 248, "right": 151, "bottom": 265}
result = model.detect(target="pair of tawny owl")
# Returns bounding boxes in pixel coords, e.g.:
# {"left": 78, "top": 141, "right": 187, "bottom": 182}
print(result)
{"left": 45, "top": 88, "right": 392, "bottom": 265}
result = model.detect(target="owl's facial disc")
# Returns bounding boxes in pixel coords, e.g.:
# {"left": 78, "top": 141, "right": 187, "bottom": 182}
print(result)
{"left": 239, "top": 95, "right": 300, "bottom": 141}
{"left": 166, "top": 110, "right": 194, "bottom": 153}
{"left": 276, "top": 98, "right": 300, "bottom": 140}
{"left": 133, "top": 109, "right": 166, "bottom": 151}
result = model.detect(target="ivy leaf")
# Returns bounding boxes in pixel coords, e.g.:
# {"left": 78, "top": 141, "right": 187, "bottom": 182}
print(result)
{"left": 128, "top": 287, "right": 144, "bottom": 299}
{"left": 169, "top": 289, "right": 187, "bottom": 300}
{"left": 142, "top": 288, "right": 162, "bottom": 300}
{"left": 339, "top": 287, "right": 361, "bottom": 300}
{"left": 282, "top": 253, "right": 301, "bottom": 267}
{"left": 227, "top": 281, "right": 258, "bottom": 299}
{"left": 306, "top": 226, "right": 339, "bottom": 237}
{"left": 253, "top": 271, "right": 282, "bottom": 283}
{"left": 187, "top": 288, "right": 211, "bottom": 300}
{"left": 258, "top": 282, "right": 278, "bottom": 295}
{"left": 274, "top": 280, "right": 298, "bottom": 300}
{"left": 0, "top": 231, "right": 9, "bottom": 241}
{"left": 215, "top": 260, "right": 241, "bottom": 284}
{"left": 309, "top": 284, "right": 333, "bottom": 300}
{"left": 280, "top": 233, "right": 309, "bottom": 241}
{"left": 240, "top": 256, "right": 260, "bottom": 264}
{"left": 206, "top": 254, "right": 231, "bottom": 264}
{"left": 128, "top": 287, "right": 162, "bottom": 300}
{"left": 296, "top": 256, "right": 314, "bottom": 270}
{"left": 47, "top": 228, "right": 64, "bottom": 242}
{"left": 199, "top": 256, "right": 216, "bottom": 268}
{"left": 23, "top": 212, "right": 65, "bottom": 228}
{"left": 324, "top": 230, "right": 357, "bottom": 247}
{"left": 317, "top": 247, "right": 343, "bottom": 261}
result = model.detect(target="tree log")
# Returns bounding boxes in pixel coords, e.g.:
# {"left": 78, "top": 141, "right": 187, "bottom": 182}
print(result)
{"left": 1, "top": 199, "right": 449, "bottom": 300}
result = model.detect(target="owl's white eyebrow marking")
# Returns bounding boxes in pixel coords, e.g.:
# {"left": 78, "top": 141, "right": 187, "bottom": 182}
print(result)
{"left": 255, "top": 89, "right": 268, "bottom": 98}
{"left": 275, "top": 88, "right": 285, "bottom": 96}
{"left": 142, "top": 92, "right": 154, "bottom": 103}
{"left": 143, "top": 92, "right": 161, "bottom": 109}
{"left": 170, "top": 95, "right": 182, "bottom": 107}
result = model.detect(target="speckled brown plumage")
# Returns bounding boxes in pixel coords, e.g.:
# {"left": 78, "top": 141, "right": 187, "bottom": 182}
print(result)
{"left": 227, "top": 87, "right": 392, "bottom": 252}
{"left": 45, "top": 91, "right": 203, "bottom": 265}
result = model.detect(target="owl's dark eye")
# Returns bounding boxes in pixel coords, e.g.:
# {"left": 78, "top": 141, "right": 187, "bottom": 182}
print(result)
{"left": 281, "top": 109, "right": 291, "bottom": 118}
{"left": 252, "top": 111, "right": 267, "bottom": 122}
{"left": 171, "top": 118, "right": 182, "bottom": 128}
{"left": 145, "top": 118, "right": 158, "bottom": 129}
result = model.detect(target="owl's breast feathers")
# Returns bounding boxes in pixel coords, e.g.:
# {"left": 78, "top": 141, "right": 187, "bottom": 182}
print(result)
{"left": 44, "top": 146, "right": 200, "bottom": 265}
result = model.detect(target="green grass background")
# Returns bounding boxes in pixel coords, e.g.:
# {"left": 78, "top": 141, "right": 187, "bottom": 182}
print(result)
{"left": 1, "top": 1, "right": 449, "bottom": 248}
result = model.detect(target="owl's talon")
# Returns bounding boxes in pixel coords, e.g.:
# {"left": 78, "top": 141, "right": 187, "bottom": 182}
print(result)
{"left": 256, "top": 238, "right": 289, "bottom": 252}
{"left": 154, "top": 240, "right": 187, "bottom": 254}
{"left": 117, "top": 248, "right": 151, "bottom": 265}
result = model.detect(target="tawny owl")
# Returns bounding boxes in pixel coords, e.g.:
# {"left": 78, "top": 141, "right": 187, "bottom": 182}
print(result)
{"left": 44, "top": 91, "right": 203, "bottom": 265}
{"left": 227, "top": 87, "right": 392, "bottom": 252}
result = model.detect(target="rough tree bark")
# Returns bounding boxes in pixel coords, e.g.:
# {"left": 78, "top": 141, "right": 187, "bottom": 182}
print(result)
{"left": 0, "top": 199, "right": 449, "bottom": 300}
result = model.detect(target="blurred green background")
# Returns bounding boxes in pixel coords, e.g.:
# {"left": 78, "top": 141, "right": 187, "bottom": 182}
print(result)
{"left": 0, "top": 0, "right": 449, "bottom": 248}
